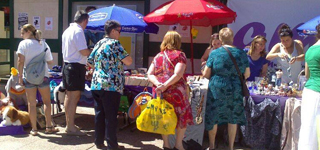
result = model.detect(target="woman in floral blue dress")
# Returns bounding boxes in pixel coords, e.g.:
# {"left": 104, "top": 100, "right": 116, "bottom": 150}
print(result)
{"left": 202, "top": 27, "right": 250, "bottom": 150}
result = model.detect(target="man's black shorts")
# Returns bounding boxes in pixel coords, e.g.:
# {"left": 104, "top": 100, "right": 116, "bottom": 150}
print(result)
{"left": 62, "top": 62, "right": 86, "bottom": 91}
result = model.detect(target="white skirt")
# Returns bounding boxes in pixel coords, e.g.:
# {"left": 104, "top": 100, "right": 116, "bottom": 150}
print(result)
{"left": 298, "top": 88, "right": 320, "bottom": 150}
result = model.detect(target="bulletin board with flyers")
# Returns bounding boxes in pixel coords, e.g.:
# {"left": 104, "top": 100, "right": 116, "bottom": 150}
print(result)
{"left": 13, "top": 0, "right": 59, "bottom": 39}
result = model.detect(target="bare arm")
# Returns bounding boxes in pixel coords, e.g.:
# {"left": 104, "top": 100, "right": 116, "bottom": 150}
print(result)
{"left": 260, "top": 63, "right": 268, "bottom": 77}
{"left": 244, "top": 67, "right": 250, "bottom": 79}
{"left": 156, "top": 63, "right": 186, "bottom": 92}
{"left": 147, "top": 63, "right": 162, "bottom": 87}
{"left": 305, "top": 62, "right": 310, "bottom": 79}
{"left": 202, "top": 66, "right": 211, "bottom": 79}
{"left": 121, "top": 56, "right": 133, "bottom": 66}
{"left": 47, "top": 60, "right": 54, "bottom": 65}
{"left": 266, "top": 43, "right": 282, "bottom": 60}
{"left": 79, "top": 48, "right": 93, "bottom": 56}
{"left": 201, "top": 48, "right": 211, "bottom": 63}
{"left": 17, "top": 54, "right": 25, "bottom": 85}
{"left": 294, "top": 40, "right": 305, "bottom": 61}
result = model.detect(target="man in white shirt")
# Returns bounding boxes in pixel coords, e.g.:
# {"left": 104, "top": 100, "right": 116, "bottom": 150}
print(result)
{"left": 62, "top": 10, "right": 92, "bottom": 136}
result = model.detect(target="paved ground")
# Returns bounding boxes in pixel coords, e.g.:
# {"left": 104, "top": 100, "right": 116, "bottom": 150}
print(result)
{"left": 0, "top": 106, "right": 165, "bottom": 150}
{"left": 0, "top": 106, "right": 251, "bottom": 150}
{"left": 0, "top": 84, "right": 250, "bottom": 150}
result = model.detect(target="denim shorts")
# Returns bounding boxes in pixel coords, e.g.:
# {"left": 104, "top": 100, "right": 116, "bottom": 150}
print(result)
{"left": 23, "top": 77, "right": 50, "bottom": 89}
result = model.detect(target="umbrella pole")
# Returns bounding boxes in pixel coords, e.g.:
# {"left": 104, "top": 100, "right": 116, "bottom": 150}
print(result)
{"left": 190, "top": 20, "right": 194, "bottom": 75}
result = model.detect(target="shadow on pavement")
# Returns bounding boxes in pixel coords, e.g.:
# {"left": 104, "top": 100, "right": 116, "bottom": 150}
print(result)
{"left": 47, "top": 112, "right": 163, "bottom": 149}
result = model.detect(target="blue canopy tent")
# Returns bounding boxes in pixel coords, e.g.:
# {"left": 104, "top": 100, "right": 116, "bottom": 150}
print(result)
{"left": 297, "top": 15, "right": 320, "bottom": 36}
{"left": 86, "top": 5, "right": 159, "bottom": 34}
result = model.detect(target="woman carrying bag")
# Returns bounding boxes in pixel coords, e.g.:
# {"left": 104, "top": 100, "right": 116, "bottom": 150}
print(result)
{"left": 202, "top": 27, "right": 250, "bottom": 150}
{"left": 147, "top": 31, "right": 193, "bottom": 150}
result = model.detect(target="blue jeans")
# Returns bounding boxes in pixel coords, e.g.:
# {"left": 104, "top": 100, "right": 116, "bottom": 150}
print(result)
{"left": 276, "top": 78, "right": 282, "bottom": 86}
{"left": 91, "top": 90, "right": 121, "bottom": 149}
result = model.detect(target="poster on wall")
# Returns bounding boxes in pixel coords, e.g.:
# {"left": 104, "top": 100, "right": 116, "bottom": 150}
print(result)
{"left": 33, "top": 16, "right": 40, "bottom": 29}
{"left": 18, "top": 12, "right": 28, "bottom": 30}
{"left": 168, "top": 24, "right": 190, "bottom": 37}
{"left": 45, "top": 17, "right": 53, "bottom": 31}
{"left": 178, "top": 25, "right": 190, "bottom": 38}
{"left": 169, "top": 24, "right": 178, "bottom": 31}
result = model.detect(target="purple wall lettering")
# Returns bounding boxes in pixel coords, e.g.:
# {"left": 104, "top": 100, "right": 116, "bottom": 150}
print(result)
{"left": 234, "top": 22, "right": 266, "bottom": 49}
{"left": 234, "top": 22, "right": 316, "bottom": 52}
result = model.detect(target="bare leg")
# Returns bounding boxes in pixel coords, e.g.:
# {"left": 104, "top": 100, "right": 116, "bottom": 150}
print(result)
{"left": 175, "top": 127, "right": 186, "bottom": 150}
{"left": 208, "top": 124, "right": 218, "bottom": 149}
{"left": 64, "top": 90, "right": 80, "bottom": 132}
{"left": 228, "top": 123, "right": 237, "bottom": 150}
{"left": 38, "top": 86, "right": 53, "bottom": 127}
{"left": 162, "top": 134, "right": 170, "bottom": 149}
{"left": 25, "top": 88, "right": 38, "bottom": 131}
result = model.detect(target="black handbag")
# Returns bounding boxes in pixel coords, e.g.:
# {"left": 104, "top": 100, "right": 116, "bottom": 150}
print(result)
{"left": 223, "top": 46, "right": 250, "bottom": 97}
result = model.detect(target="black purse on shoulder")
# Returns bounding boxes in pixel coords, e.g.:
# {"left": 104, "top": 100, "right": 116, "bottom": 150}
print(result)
{"left": 223, "top": 46, "right": 250, "bottom": 97}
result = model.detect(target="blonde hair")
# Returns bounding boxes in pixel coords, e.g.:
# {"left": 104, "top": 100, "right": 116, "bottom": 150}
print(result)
{"left": 22, "top": 24, "right": 42, "bottom": 43}
{"left": 207, "top": 33, "right": 219, "bottom": 50}
{"left": 219, "top": 27, "right": 234, "bottom": 44}
{"left": 248, "top": 35, "right": 267, "bottom": 57}
{"left": 160, "top": 31, "right": 182, "bottom": 51}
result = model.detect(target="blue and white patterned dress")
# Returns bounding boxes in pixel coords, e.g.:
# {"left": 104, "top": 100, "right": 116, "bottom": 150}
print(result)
{"left": 87, "top": 37, "right": 129, "bottom": 94}
{"left": 205, "top": 46, "right": 249, "bottom": 130}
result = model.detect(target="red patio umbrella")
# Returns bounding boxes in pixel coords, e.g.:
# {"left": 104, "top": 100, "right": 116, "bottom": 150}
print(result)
{"left": 144, "top": 0, "right": 237, "bottom": 74}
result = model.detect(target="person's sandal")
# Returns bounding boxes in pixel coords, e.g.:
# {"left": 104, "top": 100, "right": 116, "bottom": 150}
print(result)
{"left": 45, "top": 126, "right": 59, "bottom": 134}
{"left": 65, "top": 128, "right": 86, "bottom": 136}
{"left": 30, "top": 129, "right": 38, "bottom": 136}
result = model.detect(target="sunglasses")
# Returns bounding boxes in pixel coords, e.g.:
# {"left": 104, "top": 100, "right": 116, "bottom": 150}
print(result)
{"left": 280, "top": 31, "right": 291, "bottom": 36}
{"left": 211, "top": 33, "right": 219, "bottom": 39}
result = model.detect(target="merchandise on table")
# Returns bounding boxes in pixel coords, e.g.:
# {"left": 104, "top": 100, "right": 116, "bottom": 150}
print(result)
{"left": 246, "top": 76, "right": 303, "bottom": 97}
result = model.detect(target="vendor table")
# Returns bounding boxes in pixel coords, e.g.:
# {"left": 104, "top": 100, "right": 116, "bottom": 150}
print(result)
{"left": 168, "top": 84, "right": 301, "bottom": 149}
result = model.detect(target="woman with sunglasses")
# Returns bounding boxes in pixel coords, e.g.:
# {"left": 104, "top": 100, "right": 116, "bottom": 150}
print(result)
{"left": 266, "top": 24, "right": 304, "bottom": 83}
{"left": 247, "top": 35, "right": 269, "bottom": 81}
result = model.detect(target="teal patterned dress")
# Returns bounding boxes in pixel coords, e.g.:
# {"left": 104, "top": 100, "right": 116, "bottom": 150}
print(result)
{"left": 205, "top": 46, "right": 249, "bottom": 131}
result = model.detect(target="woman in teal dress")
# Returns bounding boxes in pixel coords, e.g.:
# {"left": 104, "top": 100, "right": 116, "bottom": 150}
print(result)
{"left": 202, "top": 27, "right": 250, "bottom": 150}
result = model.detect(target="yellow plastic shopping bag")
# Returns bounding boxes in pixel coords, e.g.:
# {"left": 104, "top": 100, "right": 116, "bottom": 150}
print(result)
{"left": 136, "top": 96, "right": 177, "bottom": 135}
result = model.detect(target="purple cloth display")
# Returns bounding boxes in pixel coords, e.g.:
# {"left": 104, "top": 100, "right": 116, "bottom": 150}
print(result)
{"left": 247, "top": 56, "right": 269, "bottom": 81}
{"left": 0, "top": 125, "right": 26, "bottom": 135}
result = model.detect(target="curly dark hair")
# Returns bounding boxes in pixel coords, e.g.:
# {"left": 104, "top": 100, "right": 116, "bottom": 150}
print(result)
{"left": 278, "top": 24, "right": 293, "bottom": 38}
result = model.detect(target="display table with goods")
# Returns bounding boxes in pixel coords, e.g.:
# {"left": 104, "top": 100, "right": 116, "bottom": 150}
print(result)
{"left": 238, "top": 72, "right": 304, "bottom": 149}
{"left": 167, "top": 74, "right": 304, "bottom": 149}
{"left": 47, "top": 68, "right": 153, "bottom": 114}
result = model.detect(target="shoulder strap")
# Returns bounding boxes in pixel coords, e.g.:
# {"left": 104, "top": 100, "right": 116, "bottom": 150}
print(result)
{"left": 222, "top": 46, "right": 245, "bottom": 82}
{"left": 163, "top": 50, "right": 175, "bottom": 68}
{"left": 163, "top": 50, "right": 187, "bottom": 82}
{"left": 42, "top": 40, "right": 48, "bottom": 52}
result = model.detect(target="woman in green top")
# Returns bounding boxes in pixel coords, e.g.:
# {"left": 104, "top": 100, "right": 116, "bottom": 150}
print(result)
{"left": 298, "top": 23, "right": 320, "bottom": 150}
